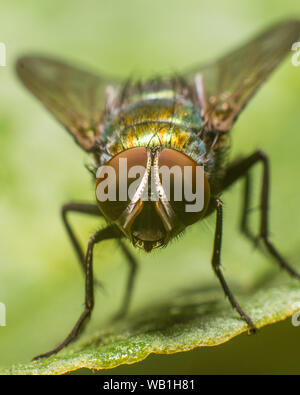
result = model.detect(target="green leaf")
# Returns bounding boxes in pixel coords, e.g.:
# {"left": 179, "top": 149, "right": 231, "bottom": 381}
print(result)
{"left": 1, "top": 270, "right": 300, "bottom": 375}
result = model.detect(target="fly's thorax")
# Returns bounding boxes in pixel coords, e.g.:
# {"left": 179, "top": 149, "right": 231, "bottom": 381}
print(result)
{"left": 100, "top": 92, "right": 206, "bottom": 164}
{"left": 96, "top": 146, "right": 210, "bottom": 252}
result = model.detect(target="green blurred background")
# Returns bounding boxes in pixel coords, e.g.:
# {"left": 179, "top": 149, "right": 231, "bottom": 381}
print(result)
{"left": 0, "top": 0, "right": 300, "bottom": 374}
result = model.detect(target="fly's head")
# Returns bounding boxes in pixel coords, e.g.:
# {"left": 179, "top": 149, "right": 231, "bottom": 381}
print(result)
{"left": 96, "top": 147, "right": 210, "bottom": 252}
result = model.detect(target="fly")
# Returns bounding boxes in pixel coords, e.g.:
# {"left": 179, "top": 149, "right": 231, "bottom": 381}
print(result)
{"left": 16, "top": 19, "right": 300, "bottom": 360}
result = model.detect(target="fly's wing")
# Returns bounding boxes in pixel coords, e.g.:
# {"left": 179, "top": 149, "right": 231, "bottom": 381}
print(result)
{"left": 16, "top": 56, "right": 120, "bottom": 151}
{"left": 186, "top": 19, "right": 300, "bottom": 131}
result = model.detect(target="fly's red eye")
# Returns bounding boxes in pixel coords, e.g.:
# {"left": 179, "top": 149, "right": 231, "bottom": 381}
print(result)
{"left": 158, "top": 148, "right": 210, "bottom": 226}
{"left": 96, "top": 147, "right": 148, "bottom": 222}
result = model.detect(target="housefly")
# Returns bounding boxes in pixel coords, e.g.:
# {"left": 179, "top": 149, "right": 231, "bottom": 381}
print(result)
{"left": 16, "top": 19, "right": 300, "bottom": 359}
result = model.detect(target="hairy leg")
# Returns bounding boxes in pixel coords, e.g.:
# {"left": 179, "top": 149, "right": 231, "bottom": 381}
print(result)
{"left": 62, "top": 202, "right": 140, "bottom": 311}
{"left": 221, "top": 150, "right": 300, "bottom": 279}
{"left": 61, "top": 202, "right": 102, "bottom": 274}
{"left": 211, "top": 198, "right": 256, "bottom": 331}
{"left": 33, "top": 225, "right": 121, "bottom": 360}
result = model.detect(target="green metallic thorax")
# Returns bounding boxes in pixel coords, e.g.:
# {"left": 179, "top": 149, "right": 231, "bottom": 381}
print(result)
{"left": 100, "top": 90, "right": 206, "bottom": 165}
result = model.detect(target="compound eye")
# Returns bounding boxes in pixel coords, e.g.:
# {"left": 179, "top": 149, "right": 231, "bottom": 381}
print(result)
{"left": 158, "top": 148, "right": 210, "bottom": 226}
{"left": 96, "top": 147, "right": 148, "bottom": 221}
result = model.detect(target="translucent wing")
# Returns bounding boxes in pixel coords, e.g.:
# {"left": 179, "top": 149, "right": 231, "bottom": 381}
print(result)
{"left": 186, "top": 19, "right": 300, "bottom": 131}
{"left": 16, "top": 56, "right": 120, "bottom": 151}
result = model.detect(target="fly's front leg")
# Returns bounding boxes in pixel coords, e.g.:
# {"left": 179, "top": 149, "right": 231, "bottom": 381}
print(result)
{"left": 211, "top": 198, "right": 256, "bottom": 332}
{"left": 33, "top": 225, "right": 121, "bottom": 360}
{"left": 221, "top": 150, "right": 300, "bottom": 280}
{"left": 62, "top": 201, "right": 139, "bottom": 319}
{"left": 62, "top": 202, "right": 102, "bottom": 275}
{"left": 113, "top": 240, "right": 138, "bottom": 321}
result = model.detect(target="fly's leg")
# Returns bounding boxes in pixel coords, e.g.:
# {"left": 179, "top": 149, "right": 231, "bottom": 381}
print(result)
{"left": 62, "top": 202, "right": 102, "bottom": 276}
{"left": 239, "top": 172, "right": 259, "bottom": 245}
{"left": 113, "top": 240, "right": 138, "bottom": 321}
{"left": 226, "top": 159, "right": 264, "bottom": 246}
{"left": 221, "top": 150, "right": 300, "bottom": 280}
{"left": 212, "top": 199, "right": 256, "bottom": 331}
{"left": 63, "top": 202, "right": 139, "bottom": 317}
{"left": 33, "top": 225, "right": 120, "bottom": 360}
